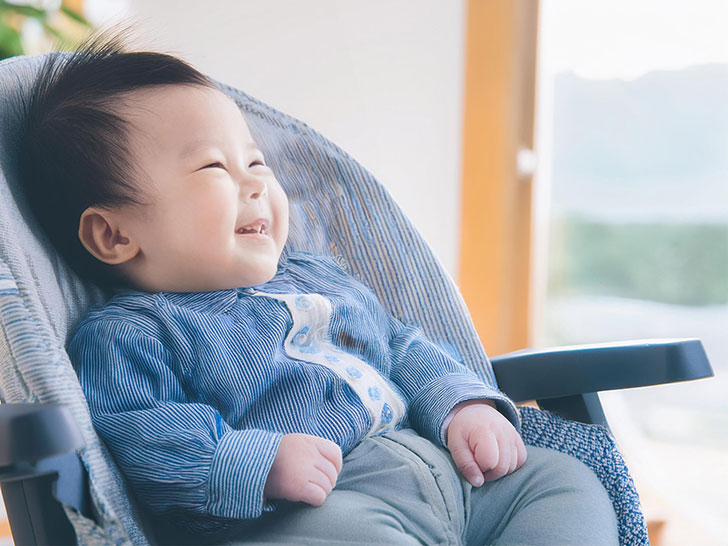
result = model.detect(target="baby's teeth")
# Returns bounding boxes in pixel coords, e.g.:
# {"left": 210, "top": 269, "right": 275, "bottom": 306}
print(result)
{"left": 239, "top": 223, "right": 267, "bottom": 234}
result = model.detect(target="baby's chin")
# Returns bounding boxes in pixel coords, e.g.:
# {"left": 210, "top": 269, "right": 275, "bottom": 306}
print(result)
{"left": 121, "top": 263, "right": 280, "bottom": 293}
{"left": 151, "top": 271, "right": 279, "bottom": 293}
{"left": 234, "top": 263, "right": 279, "bottom": 289}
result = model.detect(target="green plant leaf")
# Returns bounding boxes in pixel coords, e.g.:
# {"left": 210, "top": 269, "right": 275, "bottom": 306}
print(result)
{"left": 0, "top": 1, "right": 47, "bottom": 19}
{"left": 0, "top": 22, "right": 23, "bottom": 59}
{"left": 60, "top": 5, "right": 91, "bottom": 26}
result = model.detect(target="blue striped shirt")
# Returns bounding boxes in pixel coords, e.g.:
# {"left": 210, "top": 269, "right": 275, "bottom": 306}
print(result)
{"left": 68, "top": 251, "right": 515, "bottom": 528}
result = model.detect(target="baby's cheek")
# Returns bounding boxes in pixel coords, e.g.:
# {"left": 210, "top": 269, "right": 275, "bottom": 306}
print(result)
{"left": 270, "top": 185, "right": 289, "bottom": 232}
{"left": 197, "top": 202, "right": 237, "bottom": 238}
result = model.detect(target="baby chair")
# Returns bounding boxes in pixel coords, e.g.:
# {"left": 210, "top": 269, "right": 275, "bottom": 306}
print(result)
{"left": 0, "top": 52, "right": 713, "bottom": 546}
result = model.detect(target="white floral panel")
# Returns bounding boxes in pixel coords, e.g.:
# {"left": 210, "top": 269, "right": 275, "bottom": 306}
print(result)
{"left": 253, "top": 291, "right": 406, "bottom": 436}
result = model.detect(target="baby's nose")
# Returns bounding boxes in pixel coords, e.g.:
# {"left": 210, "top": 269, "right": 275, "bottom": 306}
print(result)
{"left": 240, "top": 176, "right": 267, "bottom": 201}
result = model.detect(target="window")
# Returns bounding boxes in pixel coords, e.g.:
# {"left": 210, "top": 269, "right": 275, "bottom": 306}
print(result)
{"left": 535, "top": 1, "right": 728, "bottom": 543}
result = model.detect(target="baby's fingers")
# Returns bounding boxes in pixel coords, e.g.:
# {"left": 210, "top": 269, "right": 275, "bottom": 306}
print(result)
{"left": 449, "top": 431, "right": 488, "bottom": 487}
{"left": 516, "top": 436, "right": 528, "bottom": 469}
{"left": 316, "top": 438, "right": 343, "bottom": 474}
{"left": 314, "top": 458, "right": 340, "bottom": 491}
{"left": 300, "top": 480, "right": 329, "bottom": 507}
{"left": 508, "top": 440, "right": 519, "bottom": 474}
{"left": 481, "top": 432, "right": 514, "bottom": 482}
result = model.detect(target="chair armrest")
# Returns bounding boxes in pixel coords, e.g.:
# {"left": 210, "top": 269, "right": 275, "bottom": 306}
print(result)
{"left": 491, "top": 338, "right": 714, "bottom": 403}
{"left": 0, "top": 403, "right": 84, "bottom": 466}
{"left": 0, "top": 403, "right": 85, "bottom": 546}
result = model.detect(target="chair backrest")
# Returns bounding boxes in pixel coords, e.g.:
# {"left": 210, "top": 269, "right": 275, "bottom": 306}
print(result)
{"left": 0, "top": 53, "right": 146, "bottom": 545}
{"left": 0, "top": 52, "right": 496, "bottom": 545}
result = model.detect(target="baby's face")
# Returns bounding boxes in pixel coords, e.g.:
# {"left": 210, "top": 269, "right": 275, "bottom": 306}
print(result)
{"left": 114, "top": 85, "right": 289, "bottom": 292}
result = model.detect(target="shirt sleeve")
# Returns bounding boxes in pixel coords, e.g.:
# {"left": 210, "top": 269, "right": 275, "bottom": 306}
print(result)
{"left": 68, "top": 319, "right": 283, "bottom": 521}
{"left": 386, "top": 314, "right": 520, "bottom": 446}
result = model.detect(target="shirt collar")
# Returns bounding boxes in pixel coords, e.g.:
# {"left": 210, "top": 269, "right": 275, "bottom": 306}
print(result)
{"left": 160, "top": 289, "right": 239, "bottom": 314}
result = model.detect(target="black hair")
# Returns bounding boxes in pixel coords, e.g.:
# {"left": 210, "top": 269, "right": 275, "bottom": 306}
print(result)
{"left": 19, "top": 31, "right": 215, "bottom": 288}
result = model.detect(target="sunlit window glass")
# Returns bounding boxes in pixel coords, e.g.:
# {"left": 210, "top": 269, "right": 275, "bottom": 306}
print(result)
{"left": 536, "top": 1, "right": 728, "bottom": 543}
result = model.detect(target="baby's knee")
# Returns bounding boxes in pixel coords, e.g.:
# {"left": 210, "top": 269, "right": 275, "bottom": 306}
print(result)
{"left": 523, "top": 446, "right": 610, "bottom": 498}
{"left": 475, "top": 446, "right": 619, "bottom": 545}
{"left": 521, "top": 446, "right": 618, "bottom": 536}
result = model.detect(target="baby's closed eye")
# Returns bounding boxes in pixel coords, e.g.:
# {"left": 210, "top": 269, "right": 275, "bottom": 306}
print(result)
{"left": 202, "top": 162, "right": 225, "bottom": 170}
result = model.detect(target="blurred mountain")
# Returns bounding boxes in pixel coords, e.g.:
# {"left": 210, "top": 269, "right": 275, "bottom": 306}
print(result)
{"left": 551, "top": 64, "right": 728, "bottom": 222}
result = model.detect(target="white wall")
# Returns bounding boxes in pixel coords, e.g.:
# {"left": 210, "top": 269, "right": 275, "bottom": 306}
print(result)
{"left": 116, "top": 0, "right": 466, "bottom": 275}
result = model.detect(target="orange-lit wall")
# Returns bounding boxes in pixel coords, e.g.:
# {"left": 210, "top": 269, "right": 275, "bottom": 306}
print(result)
{"left": 458, "top": 0, "right": 539, "bottom": 356}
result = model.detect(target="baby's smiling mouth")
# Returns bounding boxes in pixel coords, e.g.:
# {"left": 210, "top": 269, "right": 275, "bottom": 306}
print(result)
{"left": 236, "top": 220, "right": 269, "bottom": 236}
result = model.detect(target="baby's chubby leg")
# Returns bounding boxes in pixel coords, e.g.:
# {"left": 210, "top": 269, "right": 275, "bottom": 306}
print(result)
{"left": 225, "top": 431, "right": 461, "bottom": 545}
{"left": 227, "top": 490, "right": 422, "bottom": 545}
{"left": 464, "top": 445, "right": 619, "bottom": 545}
{"left": 224, "top": 432, "right": 618, "bottom": 545}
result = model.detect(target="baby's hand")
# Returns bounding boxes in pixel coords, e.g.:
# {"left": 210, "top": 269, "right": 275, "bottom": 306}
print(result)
{"left": 446, "top": 401, "right": 527, "bottom": 487}
{"left": 264, "top": 433, "right": 343, "bottom": 506}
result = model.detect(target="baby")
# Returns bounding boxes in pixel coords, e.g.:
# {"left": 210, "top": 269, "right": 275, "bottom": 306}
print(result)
{"left": 20, "top": 35, "right": 618, "bottom": 545}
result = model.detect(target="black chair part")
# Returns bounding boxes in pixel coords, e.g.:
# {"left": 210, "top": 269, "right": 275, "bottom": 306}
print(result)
{"left": 491, "top": 338, "right": 713, "bottom": 403}
{"left": 0, "top": 404, "right": 86, "bottom": 545}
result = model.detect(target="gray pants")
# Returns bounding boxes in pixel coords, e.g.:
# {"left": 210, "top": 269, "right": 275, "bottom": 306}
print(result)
{"left": 225, "top": 429, "right": 619, "bottom": 545}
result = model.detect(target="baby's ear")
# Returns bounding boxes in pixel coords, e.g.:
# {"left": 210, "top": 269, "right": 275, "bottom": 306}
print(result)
{"left": 78, "top": 207, "right": 139, "bottom": 265}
